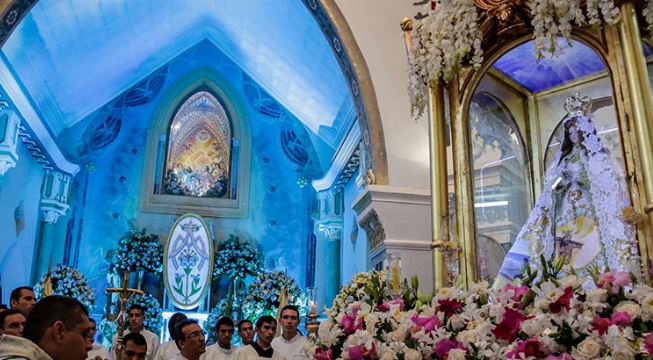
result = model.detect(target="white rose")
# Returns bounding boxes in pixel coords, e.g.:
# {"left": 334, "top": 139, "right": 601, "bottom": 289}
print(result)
{"left": 404, "top": 348, "right": 421, "bottom": 360}
{"left": 561, "top": 274, "right": 580, "bottom": 288}
{"left": 521, "top": 318, "right": 544, "bottom": 338}
{"left": 447, "top": 349, "right": 466, "bottom": 360}
{"left": 611, "top": 349, "right": 635, "bottom": 360}
{"left": 615, "top": 301, "right": 642, "bottom": 319}
{"left": 572, "top": 338, "right": 602, "bottom": 359}
{"left": 456, "top": 330, "right": 477, "bottom": 345}
{"left": 587, "top": 288, "right": 608, "bottom": 303}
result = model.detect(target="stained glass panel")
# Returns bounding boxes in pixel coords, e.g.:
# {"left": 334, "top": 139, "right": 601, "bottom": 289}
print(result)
{"left": 163, "top": 91, "right": 231, "bottom": 198}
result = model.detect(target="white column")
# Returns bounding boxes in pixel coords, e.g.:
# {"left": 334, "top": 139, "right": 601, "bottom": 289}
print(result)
{"left": 0, "top": 107, "right": 20, "bottom": 176}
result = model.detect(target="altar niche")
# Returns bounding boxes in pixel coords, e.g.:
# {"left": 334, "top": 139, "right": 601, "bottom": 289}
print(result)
{"left": 442, "top": 29, "right": 652, "bottom": 286}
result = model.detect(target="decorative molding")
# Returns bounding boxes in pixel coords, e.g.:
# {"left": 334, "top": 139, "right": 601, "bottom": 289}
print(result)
{"left": 317, "top": 220, "right": 343, "bottom": 241}
{"left": 40, "top": 170, "right": 71, "bottom": 224}
{"left": 0, "top": 57, "right": 79, "bottom": 175}
{"left": 0, "top": 107, "right": 19, "bottom": 175}
{"left": 359, "top": 209, "right": 385, "bottom": 251}
{"left": 352, "top": 185, "right": 431, "bottom": 215}
{"left": 312, "top": 122, "right": 361, "bottom": 191}
{"left": 0, "top": 0, "right": 36, "bottom": 46}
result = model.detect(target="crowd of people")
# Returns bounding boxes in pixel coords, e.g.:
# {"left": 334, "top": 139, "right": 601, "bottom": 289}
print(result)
{"left": 0, "top": 286, "right": 308, "bottom": 360}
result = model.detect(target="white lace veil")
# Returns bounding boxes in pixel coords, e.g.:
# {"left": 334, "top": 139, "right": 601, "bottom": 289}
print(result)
{"left": 499, "top": 93, "right": 641, "bottom": 281}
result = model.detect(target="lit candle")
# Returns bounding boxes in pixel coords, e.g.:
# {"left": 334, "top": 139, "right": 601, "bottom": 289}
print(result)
{"left": 310, "top": 300, "right": 316, "bottom": 313}
{"left": 391, "top": 264, "right": 400, "bottom": 292}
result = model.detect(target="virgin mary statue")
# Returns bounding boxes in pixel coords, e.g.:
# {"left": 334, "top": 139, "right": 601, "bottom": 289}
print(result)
{"left": 495, "top": 93, "right": 641, "bottom": 286}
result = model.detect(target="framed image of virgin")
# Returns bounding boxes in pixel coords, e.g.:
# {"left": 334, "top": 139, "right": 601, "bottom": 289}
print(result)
{"left": 164, "top": 213, "right": 214, "bottom": 310}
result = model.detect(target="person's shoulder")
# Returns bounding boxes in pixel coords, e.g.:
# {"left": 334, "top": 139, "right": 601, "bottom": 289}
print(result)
{"left": 141, "top": 329, "right": 160, "bottom": 340}
{"left": 272, "top": 351, "right": 287, "bottom": 360}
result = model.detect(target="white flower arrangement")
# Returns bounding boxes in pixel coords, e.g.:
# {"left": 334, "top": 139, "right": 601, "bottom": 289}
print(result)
{"left": 310, "top": 258, "right": 653, "bottom": 359}
{"left": 531, "top": 0, "right": 586, "bottom": 58}
{"left": 115, "top": 228, "right": 163, "bottom": 274}
{"left": 34, "top": 264, "right": 95, "bottom": 310}
{"left": 242, "top": 270, "right": 309, "bottom": 321}
{"left": 212, "top": 234, "right": 262, "bottom": 280}
{"left": 408, "top": 0, "right": 483, "bottom": 117}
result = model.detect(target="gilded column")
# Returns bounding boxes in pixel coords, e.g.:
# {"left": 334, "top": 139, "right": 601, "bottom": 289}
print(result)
{"left": 619, "top": 1, "right": 653, "bottom": 272}
{"left": 428, "top": 84, "right": 451, "bottom": 289}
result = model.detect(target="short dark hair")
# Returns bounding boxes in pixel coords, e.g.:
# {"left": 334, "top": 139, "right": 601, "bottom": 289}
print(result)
{"left": 237, "top": 319, "right": 252, "bottom": 331}
{"left": 123, "top": 332, "right": 147, "bottom": 347}
{"left": 280, "top": 304, "right": 300, "bottom": 318}
{"left": 168, "top": 312, "right": 188, "bottom": 337}
{"left": 216, "top": 317, "right": 234, "bottom": 331}
{"left": 23, "top": 295, "right": 88, "bottom": 344}
{"left": 255, "top": 315, "right": 276, "bottom": 329}
{"left": 173, "top": 319, "right": 199, "bottom": 342}
{"left": 0, "top": 309, "right": 24, "bottom": 329}
{"left": 128, "top": 304, "right": 145, "bottom": 314}
{"left": 88, "top": 317, "right": 97, "bottom": 324}
{"left": 10, "top": 287, "right": 33, "bottom": 304}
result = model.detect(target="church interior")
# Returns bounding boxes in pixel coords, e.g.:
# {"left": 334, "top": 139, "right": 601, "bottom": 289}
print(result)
{"left": 2, "top": 0, "right": 653, "bottom": 358}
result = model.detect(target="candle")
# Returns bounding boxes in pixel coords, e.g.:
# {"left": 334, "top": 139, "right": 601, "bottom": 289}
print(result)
{"left": 391, "top": 264, "right": 400, "bottom": 291}
{"left": 310, "top": 300, "right": 316, "bottom": 313}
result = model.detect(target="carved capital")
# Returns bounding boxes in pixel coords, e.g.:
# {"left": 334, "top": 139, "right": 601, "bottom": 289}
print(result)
{"left": 40, "top": 171, "right": 72, "bottom": 224}
{"left": 0, "top": 109, "right": 20, "bottom": 176}
{"left": 359, "top": 209, "right": 385, "bottom": 251}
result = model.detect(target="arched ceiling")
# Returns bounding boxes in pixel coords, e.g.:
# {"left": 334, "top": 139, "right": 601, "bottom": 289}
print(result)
{"left": 1, "top": 0, "right": 352, "bottom": 148}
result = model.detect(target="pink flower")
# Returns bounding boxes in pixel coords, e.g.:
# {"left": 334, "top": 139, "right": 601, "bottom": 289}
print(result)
{"left": 592, "top": 316, "right": 612, "bottom": 335}
{"left": 549, "top": 287, "right": 574, "bottom": 314}
{"left": 348, "top": 344, "right": 375, "bottom": 360}
{"left": 437, "top": 298, "right": 464, "bottom": 317}
{"left": 598, "top": 271, "right": 631, "bottom": 293}
{"left": 411, "top": 314, "right": 440, "bottom": 332}
{"left": 644, "top": 333, "right": 653, "bottom": 355}
{"left": 611, "top": 311, "right": 632, "bottom": 327}
{"left": 597, "top": 271, "right": 615, "bottom": 290}
{"left": 506, "top": 338, "right": 543, "bottom": 359}
{"left": 434, "top": 339, "right": 466, "bottom": 359}
{"left": 503, "top": 284, "right": 529, "bottom": 302}
{"left": 314, "top": 348, "right": 333, "bottom": 360}
{"left": 341, "top": 314, "right": 363, "bottom": 335}
{"left": 492, "top": 308, "right": 525, "bottom": 342}
{"left": 377, "top": 298, "right": 405, "bottom": 312}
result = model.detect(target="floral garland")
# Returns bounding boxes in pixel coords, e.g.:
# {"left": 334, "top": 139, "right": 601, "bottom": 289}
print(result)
{"left": 127, "top": 292, "right": 163, "bottom": 334}
{"left": 33, "top": 264, "right": 95, "bottom": 311}
{"left": 115, "top": 228, "right": 163, "bottom": 274}
{"left": 242, "top": 271, "right": 309, "bottom": 321}
{"left": 311, "top": 258, "right": 653, "bottom": 359}
{"left": 212, "top": 234, "right": 262, "bottom": 280}
{"left": 408, "top": 0, "right": 483, "bottom": 117}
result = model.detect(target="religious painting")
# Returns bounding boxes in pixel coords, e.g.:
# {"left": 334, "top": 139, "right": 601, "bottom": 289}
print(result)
{"left": 164, "top": 91, "right": 232, "bottom": 198}
{"left": 164, "top": 213, "right": 214, "bottom": 310}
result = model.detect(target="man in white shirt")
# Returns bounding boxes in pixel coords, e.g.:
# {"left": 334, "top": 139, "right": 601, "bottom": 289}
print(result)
{"left": 172, "top": 319, "right": 206, "bottom": 360}
{"left": 154, "top": 312, "right": 187, "bottom": 360}
{"left": 87, "top": 318, "right": 110, "bottom": 360}
{"left": 205, "top": 317, "right": 235, "bottom": 360}
{"left": 235, "top": 316, "right": 285, "bottom": 360}
{"left": 112, "top": 305, "right": 159, "bottom": 360}
{"left": 271, "top": 306, "right": 307, "bottom": 360}
{"left": 119, "top": 332, "right": 148, "bottom": 360}
{"left": 236, "top": 320, "right": 254, "bottom": 347}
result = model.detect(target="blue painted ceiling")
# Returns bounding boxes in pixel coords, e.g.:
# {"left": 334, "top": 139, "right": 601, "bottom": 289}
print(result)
{"left": 1, "top": 0, "right": 352, "bottom": 153}
{"left": 492, "top": 39, "right": 606, "bottom": 93}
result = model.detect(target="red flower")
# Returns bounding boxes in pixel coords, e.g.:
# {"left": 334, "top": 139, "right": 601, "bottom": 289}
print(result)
{"left": 314, "top": 348, "right": 333, "bottom": 360}
{"left": 377, "top": 298, "right": 405, "bottom": 312}
{"left": 434, "top": 339, "right": 466, "bottom": 359}
{"left": 492, "top": 308, "right": 525, "bottom": 342}
{"left": 437, "top": 299, "right": 463, "bottom": 317}
{"left": 549, "top": 287, "right": 574, "bottom": 314}
{"left": 592, "top": 316, "right": 612, "bottom": 335}
{"left": 507, "top": 338, "right": 543, "bottom": 359}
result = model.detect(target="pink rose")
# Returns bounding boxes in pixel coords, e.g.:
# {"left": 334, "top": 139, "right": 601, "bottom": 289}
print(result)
{"left": 612, "top": 271, "right": 631, "bottom": 292}
{"left": 410, "top": 314, "right": 440, "bottom": 332}
{"left": 644, "top": 333, "right": 653, "bottom": 355}
{"left": 434, "top": 339, "right": 466, "bottom": 359}
{"left": 314, "top": 348, "right": 333, "bottom": 360}
{"left": 341, "top": 314, "right": 363, "bottom": 335}
{"left": 377, "top": 298, "right": 405, "bottom": 312}
{"left": 611, "top": 311, "right": 632, "bottom": 327}
{"left": 348, "top": 344, "right": 375, "bottom": 360}
{"left": 503, "top": 284, "right": 529, "bottom": 304}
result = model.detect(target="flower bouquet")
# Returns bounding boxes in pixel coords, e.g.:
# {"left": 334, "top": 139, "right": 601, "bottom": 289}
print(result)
{"left": 212, "top": 234, "right": 262, "bottom": 280}
{"left": 34, "top": 264, "right": 96, "bottom": 310}
{"left": 311, "top": 256, "right": 653, "bottom": 359}
{"left": 242, "top": 270, "right": 309, "bottom": 321}
{"left": 115, "top": 228, "right": 163, "bottom": 274}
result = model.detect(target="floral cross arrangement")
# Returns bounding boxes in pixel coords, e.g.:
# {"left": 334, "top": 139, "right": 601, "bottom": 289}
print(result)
{"left": 311, "top": 256, "right": 653, "bottom": 359}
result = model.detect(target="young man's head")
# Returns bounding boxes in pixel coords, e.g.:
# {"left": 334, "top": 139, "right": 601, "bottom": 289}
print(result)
{"left": 279, "top": 305, "right": 301, "bottom": 339}
{"left": 122, "top": 332, "right": 147, "bottom": 360}
{"left": 237, "top": 319, "right": 254, "bottom": 346}
{"left": 23, "top": 295, "right": 91, "bottom": 360}
{"left": 168, "top": 312, "right": 188, "bottom": 340}
{"left": 9, "top": 287, "right": 36, "bottom": 315}
{"left": 127, "top": 305, "right": 145, "bottom": 332}
{"left": 174, "top": 319, "right": 206, "bottom": 360}
{"left": 255, "top": 316, "right": 277, "bottom": 348}
{"left": 0, "top": 309, "right": 26, "bottom": 337}
{"left": 215, "top": 317, "right": 234, "bottom": 349}
{"left": 85, "top": 318, "right": 98, "bottom": 351}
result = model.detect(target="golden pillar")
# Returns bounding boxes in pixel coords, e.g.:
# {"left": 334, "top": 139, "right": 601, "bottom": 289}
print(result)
{"left": 619, "top": 1, "right": 653, "bottom": 272}
{"left": 428, "top": 83, "right": 451, "bottom": 290}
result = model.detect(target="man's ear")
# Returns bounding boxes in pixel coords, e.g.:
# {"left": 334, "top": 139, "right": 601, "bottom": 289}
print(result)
{"left": 9, "top": 299, "right": 16, "bottom": 308}
{"left": 51, "top": 320, "right": 67, "bottom": 344}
